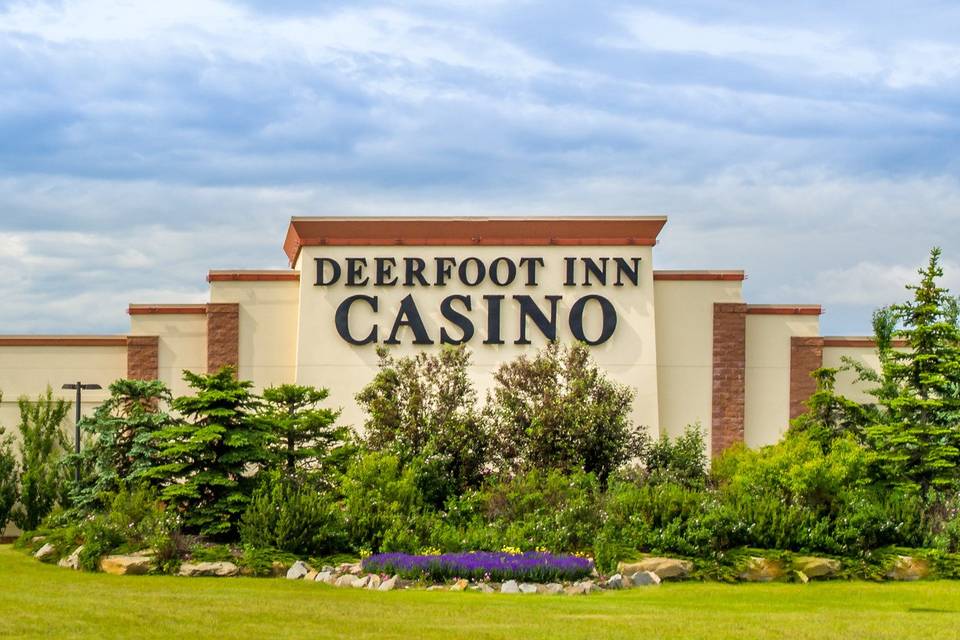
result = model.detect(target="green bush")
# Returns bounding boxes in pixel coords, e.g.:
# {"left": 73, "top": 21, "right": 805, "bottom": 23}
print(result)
{"left": 12, "top": 388, "right": 70, "bottom": 531}
{"left": 638, "top": 424, "right": 708, "bottom": 487}
{"left": 239, "top": 470, "right": 346, "bottom": 557}
{"left": 0, "top": 411, "right": 18, "bottom": 532}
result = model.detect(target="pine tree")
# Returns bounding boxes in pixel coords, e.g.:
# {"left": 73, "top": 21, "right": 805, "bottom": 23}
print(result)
{"left": 865, "top": 248, "right": 960, "bottom": 493}
{"left": 257, "top": 384, "right": 349, "bottom": 476}
{"left": 148, "top": 367, "right": 271, "bottom": 538}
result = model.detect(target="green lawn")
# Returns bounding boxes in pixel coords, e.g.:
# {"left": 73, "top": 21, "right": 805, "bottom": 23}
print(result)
{"left": 3, "top": 545, "right": 959, "bottom": 639}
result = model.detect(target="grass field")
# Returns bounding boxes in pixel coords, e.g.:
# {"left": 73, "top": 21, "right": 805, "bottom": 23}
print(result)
{"left": 2, "top": 545, "right": 960, "bottom": 639}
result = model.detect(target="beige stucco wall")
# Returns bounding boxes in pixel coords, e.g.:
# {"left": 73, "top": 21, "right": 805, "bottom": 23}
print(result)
{"left": 295, "top": 247, "right": 660, "bottom": 434}
{"left": 209, "top": 279, "right": 300, "bottom": 390}
{"left": 823, "top": 344, "right": 882, "bottom": 404}
{"left": 653, "top": 280, "right": 743, "bottom": 450}
{"left": 0, "top": 342, "right": 125, "bottom": 537}
{"left": 744, "top": 314, "right": 820, "bottom": 447}
{"left": 129, "top": 314, "right": 206, "bottom": 398}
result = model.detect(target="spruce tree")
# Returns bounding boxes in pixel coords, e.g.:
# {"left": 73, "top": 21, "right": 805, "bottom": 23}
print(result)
{"left": 257, "top": 384, "right": 348, "bottom": 476}
{"left": 149, "top": 367, "right": 271, "bottom": 537}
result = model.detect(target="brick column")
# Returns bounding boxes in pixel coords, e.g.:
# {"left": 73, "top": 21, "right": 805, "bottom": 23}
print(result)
{"left": 790, "top": 337, "right": 824, "bottom": 419}
{"left": 127, "top": 336, "right": 159, "bottom": 380}
{"left": 207, "top": 303, "right": 239, "bottom": 373}
{"left": 712, "top": 303, "right": 747, "bottom": 457}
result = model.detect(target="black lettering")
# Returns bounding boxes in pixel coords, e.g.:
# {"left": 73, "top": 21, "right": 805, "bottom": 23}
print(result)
{"left": 514, "top": 295, "right": 561, "bottom": 344}
{"left": 563, "top": 257, "right": 576, "bottom": 286}
{"left": 345, "top": 258, "right": 368, "bottom": 287}
{"left": 613, "top": 257, "right": 642, "bottom": 286}
{"left": 335, "top": 295, "right": 378, "bottom": 345}
{"left": 404, "top": 258, "right": 429, "bottom": 287}
{"left": 435, "top": 257, "right": 456, "bottom": 286}
{"left": 483, "top": 295, "right": 505, "bottom": 344}
{"left": 581, "top": 257, "right": 608, "bottom": 286}
{"left": 518, "top": 257, "right": 544, "bottom": 286}
{"left": 489, "top": 257, "right": 517, "bottom": 286}
{"left": 375, "top": 257, "right": 398, "bottom": 286}
{"left": 569, "top": 295, "right": 617, "bottom": 345}
{"left": 459, "top": 257, "right": 486, "bottom": 286}
{"left": 440, "top": 295, "right": 474, "bottom": 345}
{"left": 384, "top": 294, "right": 433, "bottom": 344}
{"left": 314, "top": 257, "right": 341, "bottom": 286}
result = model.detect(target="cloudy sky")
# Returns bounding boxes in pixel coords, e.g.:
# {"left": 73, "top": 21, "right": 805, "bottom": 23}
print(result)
{"left": 1, "top": 0, "right": 958, "bottom": 335}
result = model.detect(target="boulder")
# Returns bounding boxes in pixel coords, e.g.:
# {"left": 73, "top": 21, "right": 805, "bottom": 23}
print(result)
{"left": 618, "top": 557, "right": 692, "bottom": 580}
{"left": 321, "top": 565, "right": 335, "bottom": 573}
{"left": 630, "top": 571, "right": 661, "bottom": 586}
{"left": 518, "top": 583, "right": 538, "bottom": 594}
{"left": 738, "top": 557, "right": 786, "bottom": 582}
{"left": 286, "top": 560, "right": 312, "bottom": 580}
{"left": 367, "top": 574, "right": 382, "bottom": 590}
{"left": 58, "top": 546, "right": 84, "bottom": 571}
{"left": 34, "top": 543, "right": 57, "bottom": 561}
{"left": 886, "top": 556, "right": 929, "bottom": 581}
{"left": 378, "top": 576, "right": 398, "bottom": 591}
{"left": 450, "top": 578, "right": 469, "bottom": 592}
{"left": 794, "top": 570, "right": 810, "bottom": 584}
{"left": 304, "top": 570, "right": 318, "bottom": 582}
{"left": 335, "top": 574, "right": 359, "bottom": 588}
{"left": 605, "top": 573, "right": 624, "bottom": 590}
{"left": 426, "top": 585, "right": 446, "bottom": 591}
{"left": 565, "top": 580, "right": 600, "bottom": 595}
{"left": 315, "top": 571, "right": 333, "bottom": 584}
{"left": 352, "top": 575, "right": 371, "bottom": 589}
{"left": 338, "top": 562, "right": 363, "bottom": 575}
{"left": 501, "top": 580, "right": 520, "bottom": 594}
{"left": 101, "top": 555, "right": 153, "bottom": 576}
{"left": 269, "top": 561, "right": 289, "bottom": 577}
{"left": 793, "top": 556, "right": 841, "bottom": 579}
{"left": 540, "top": 583, "right": 564, "bottom": 595}
{"left": 471, "top": 583, "right": 495, "bottom": 593}
{"left": 178, "top": 562, "right": 239, "bottom": 578}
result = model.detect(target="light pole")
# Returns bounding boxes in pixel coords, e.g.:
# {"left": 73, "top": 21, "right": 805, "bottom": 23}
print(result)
{"left": 62, "top": 382, "right": 102, "bottom": 483}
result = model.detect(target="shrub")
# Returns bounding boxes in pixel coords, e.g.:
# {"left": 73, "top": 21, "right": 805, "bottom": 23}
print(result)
{"left": 239, "top": 470, "right": 346, "bottom": 557}
{"left": 356, "top": 346, "right": 489, "bottom": 507}
{"left": 0, "top": 410, "right": 18, "bottom": 532}
{"left": 638, "top": 424, "right": 708, "bottom": 487}
{"left": 487, "top": 342, "right": 643, "bottom": 483}
{"left": 12, "top": 387, "right": 70, "bottom": 531}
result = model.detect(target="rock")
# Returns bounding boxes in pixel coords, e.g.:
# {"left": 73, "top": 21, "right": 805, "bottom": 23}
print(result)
{"left": 335, "top": 574, "right": 359, "bottom": 588}
{"left": 793, "top": 556, "right": 841, "bottom": 579}
{"left": 58, "top": 546, "right": 84, "bottom": 570}
{"left": 886, "top": 555, "right": 929, "bottom": 581}
{"left": 270, "top": 561, "right": 288, "bottom": 577}
{"left": 30, "top": 536, "right": 46, "bottom": 544}
{"left": 178, "top": 562, "right": 239, "bottom": 578}
{"left": 378, "top": 576, "right": 398, "bottom": 591}
{"left": 471, "top": 583, "right": 495, "bottom": 593}
{"left": 605, "top": 573, "right": 624, "bottom": 589}
{"left": 286, "top": 560, "right": 312, "bottom": 580}
{"left": 501, "top": 580, "right": 520, "bottom": 594}
{"left": 794, "top": 570, "right": 809, "bottom": 584}
{"left": 738, "top": 557, "right": 786, "bottom": 582}
{"left": 540, "top": 583, "right": 564, "bottom": 595}
{"left": 101, "top": 555, "right": 153, "bottom": 576}
{"left": 315, "top": 571, "right": 333, "bottom": 583}
{"left": 304, "top": 570, "right": 318, "bottom": 582}
{"left": 341, "top": 562, "right": 362, "bottom": 575}
{"left": 426, "top": 585, "right": 446, "bottom": 591}
{"left": 34, "top": 543, "right": 57, "bottom": 561}
{"left": 352, "top": 575, "right": 371, "bottom": 588}
{"left": 566, "top": 580, "right": 600, "bottom": 595}
{"left": 618, "top": 557, "right": 692, "bottom": 580}
{"left": 321, "top": 565, "right": 335, "bottom": 573}
{"left": 130, "top": 549, "right": 156, "bottom": 558}
{"left": 367, "top": 574, "right": 382, "bottom": 590}
{"left": 450, "top": 578, "right": 469, "bottom": 592}
{"left": 630, "top": 571, "right": 661, "bottom": 586}
{"left": 518, "top": 583, "right": 538, "bottom": 594}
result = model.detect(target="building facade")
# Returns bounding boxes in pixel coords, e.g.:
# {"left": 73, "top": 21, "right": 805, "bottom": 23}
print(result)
{"left": 0, "top": 216, "right": 887, "bottom": 467}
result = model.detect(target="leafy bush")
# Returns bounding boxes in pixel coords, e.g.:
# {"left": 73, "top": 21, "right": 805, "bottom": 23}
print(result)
{"left": 0, "top": 409, "right": 18, "bottom": 532}
{"left": 356, "top": 346, "right": 489, "bottom": 507}
{"left": 638, "top": 424, "right": 708, "bottom": 487}
{"left": 487, "top": 342, "right": 643, "bottom": 483}
{"left": 239, "top": 470, "right": 346, "bottom": 557}
{"left": 12, "top": 387, "right": 70, "bottom": 531}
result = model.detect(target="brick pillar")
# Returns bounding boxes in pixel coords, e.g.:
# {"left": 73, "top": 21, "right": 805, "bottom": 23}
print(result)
{"left": 207, "top": 303, "right": 239, "bottom": 374}
{"left": 790, "top": 337, "right": 824, "bottom": 419}
{"left": 712, "top": 303, "right": 747, "bottom": 457}
{"left": 127, "top": 336, "right": 159, "bottom": 380}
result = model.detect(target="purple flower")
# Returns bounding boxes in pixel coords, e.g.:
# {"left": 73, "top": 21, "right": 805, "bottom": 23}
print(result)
{"left": 362, "top": 551, "right": 593, "bottom": 582}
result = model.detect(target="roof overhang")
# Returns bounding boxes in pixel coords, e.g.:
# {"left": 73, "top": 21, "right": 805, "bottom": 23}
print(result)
{"left": 283, "top": 216, "right": 668, "bottom": 267}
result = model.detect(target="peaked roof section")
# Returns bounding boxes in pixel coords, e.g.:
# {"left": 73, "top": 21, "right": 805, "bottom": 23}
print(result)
{"left": 283, "top": 216, "right": 668, "bottom": 266}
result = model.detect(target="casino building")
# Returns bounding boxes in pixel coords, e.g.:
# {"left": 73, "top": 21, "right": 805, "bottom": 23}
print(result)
{"left": 0, "top": 216, "right": 885, "bottom": 463}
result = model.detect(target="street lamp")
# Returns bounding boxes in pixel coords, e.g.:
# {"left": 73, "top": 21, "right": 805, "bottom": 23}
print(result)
{"left": 62, "top": 382, "right": 102, "bottom": 483}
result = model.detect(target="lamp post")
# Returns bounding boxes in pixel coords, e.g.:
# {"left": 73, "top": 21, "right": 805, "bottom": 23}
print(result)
{"left": 62, "top": 382, "right": 102, "bottom": 483}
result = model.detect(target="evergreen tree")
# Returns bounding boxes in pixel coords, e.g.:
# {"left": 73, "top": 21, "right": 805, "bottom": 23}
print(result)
{"left": 864, "top": 248, "right": 960, "bottom": 493}
{"left": 12, "top": 387, "right": 70, "bottom": 530}
{"left": 257, "top": 383, "right": 349, "bottom": 476}
{"left": 788, "top": 368, "right": 873, "bottom": 449}
{"left": 148, "top": 367, "right": 271, "bottom": 538}
{"left": 70, "top": 379, "right": 174, "bottom": 513}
